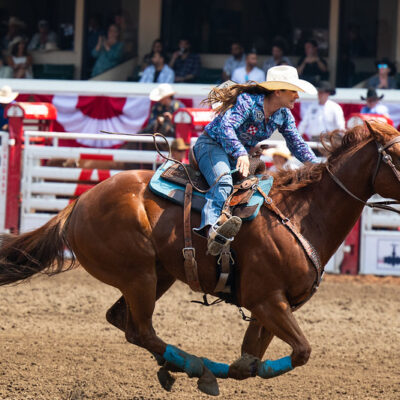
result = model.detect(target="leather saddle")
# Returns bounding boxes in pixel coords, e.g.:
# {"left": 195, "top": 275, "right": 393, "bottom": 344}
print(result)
{"left": 160, "top": 151, "right": 271, "bottom": 218}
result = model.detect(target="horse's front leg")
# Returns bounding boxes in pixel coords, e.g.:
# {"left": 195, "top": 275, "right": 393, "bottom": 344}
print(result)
{"left": 241, "top": 318, "right": 274, "bottom": 359}
{"left": 229, "top": 292, "right": 311, "bottom": 380}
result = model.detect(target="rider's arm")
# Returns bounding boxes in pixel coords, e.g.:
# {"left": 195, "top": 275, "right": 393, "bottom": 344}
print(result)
{"left": 279, "top": 109, "right": 318, "bottom": 163}
{"left": 208, "top": 93, "right": 253, "bottom": 159}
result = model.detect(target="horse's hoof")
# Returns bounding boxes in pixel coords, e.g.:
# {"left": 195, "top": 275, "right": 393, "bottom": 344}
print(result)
{"left": 157, "top": 367, "right": 176, "bottom": 392}
{"left": 197, "top": 366, "right": 219, "bottom": 396}
{"left": 228, "top": 353, "right": 260, "bottom": 380}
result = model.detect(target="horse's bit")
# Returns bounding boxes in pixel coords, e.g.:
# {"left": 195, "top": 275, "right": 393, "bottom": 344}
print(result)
{"left": 326, "top": 135, "right": 400, "bottom": 214}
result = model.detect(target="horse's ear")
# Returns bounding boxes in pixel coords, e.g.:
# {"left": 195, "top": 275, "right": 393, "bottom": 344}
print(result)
{"left": 364, "top": 120, "right": 379, "bottom": 141}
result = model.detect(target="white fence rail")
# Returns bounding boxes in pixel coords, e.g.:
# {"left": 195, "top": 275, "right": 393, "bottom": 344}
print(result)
{"left": 0, "top": 131, "right": 9, "bottom": 233}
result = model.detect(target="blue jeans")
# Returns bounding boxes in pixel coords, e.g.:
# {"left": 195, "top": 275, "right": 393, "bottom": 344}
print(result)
{"left": 193, "top": 134, "right": 236, "bottom": 235}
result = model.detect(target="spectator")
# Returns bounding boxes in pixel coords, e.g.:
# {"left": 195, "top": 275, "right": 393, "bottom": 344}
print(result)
{"left": 28, "top": 20, "right": 58, "bottom": 51}
{"left": 222, "top": 42, "right": 245, "bottom": 81}
{"left": 267, "top": 146, "right": 298, "bottom": 172}
{"left": 297, "top": 39, "right": 328, "bottom": 85}
{"left": 263, "top": 40, "right": 292, "bottom": 73}
{"left": 360, "top": 88, "right": 389, "bottom": 117}
{"left": 141, "top": 83, "right": 184, "bottom": 137}
{"left": 2, "top": 17, "right": 25, "bottom": 55}
{"left": 231, "top": 51, "right": 264, "bottom": 83}
{"left": 169, "top": 38, "right": 201, "bottom": 83}
{"left": 366, "top": 58, "right": 397, "bottom": 89}
{"left": 298, "top": 81, "right": 345, "bottom": 141}
{"left": 0, "top": 58, "right": 13, "bottom": 78}
{"left": 0, "top": 85, "right": 18, "bottom": 131}
{"left": 7, "top": 37, "right": 33, "bottom": 78}
{"left": 171, "top": 138, "right": 189, "bottom": 162}
{"left": 91, "top": 24, "right": 123, "bottom": 77}
{"left": 140, "top": 51, "right": 174, "bottom": 83}
{"left": 141, "top": 39, "right": 163, "bottom": 71}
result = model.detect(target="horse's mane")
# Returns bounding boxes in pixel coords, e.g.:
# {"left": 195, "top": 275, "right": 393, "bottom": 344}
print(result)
{"left": 270, "top": 122, "right": 398, "bottom": 192}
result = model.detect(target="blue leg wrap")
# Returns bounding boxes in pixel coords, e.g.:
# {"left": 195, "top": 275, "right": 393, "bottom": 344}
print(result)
{"left": 201, "top": 358, "right": 229, "bottom": 379}
{"left": 258, "top": 356, "right": 293, "bottom": 379}
{"left": 163, "top": 345, "right": 204, "bottom": 378}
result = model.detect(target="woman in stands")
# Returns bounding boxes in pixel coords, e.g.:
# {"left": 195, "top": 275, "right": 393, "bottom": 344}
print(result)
{"left": 193, "top": 65, "right": 318, "bottom": 256}
{"left": 8, "top": 37, "right": 33, "bottom": 79}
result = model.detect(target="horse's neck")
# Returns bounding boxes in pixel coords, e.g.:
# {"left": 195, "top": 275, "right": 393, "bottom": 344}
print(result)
{"left": 287, "top": 143, "right": 376, "bottom": 265}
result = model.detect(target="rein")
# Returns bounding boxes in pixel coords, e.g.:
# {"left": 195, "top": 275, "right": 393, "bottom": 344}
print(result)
{"left": 326, "top": 136, "right": 400, "bottom": 214}
{"left": 100, "top": 130, "right": 231, "bottom": 194}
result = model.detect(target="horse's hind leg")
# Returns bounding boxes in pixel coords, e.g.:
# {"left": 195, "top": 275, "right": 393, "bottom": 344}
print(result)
{"left": 120, "top": 267, "right": 220, "bottom": 396}
{"left": 106, "top": 264, "right": 175, "bottom": 333}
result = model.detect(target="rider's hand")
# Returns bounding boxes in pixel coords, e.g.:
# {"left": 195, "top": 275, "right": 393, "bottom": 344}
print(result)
{"left": 236, "top": 155, "right": 250, "bottom": 178}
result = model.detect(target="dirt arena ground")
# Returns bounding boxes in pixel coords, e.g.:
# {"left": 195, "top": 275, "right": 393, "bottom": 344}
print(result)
{"left": 0, "top": 268, "right": 399, "bottom": 400}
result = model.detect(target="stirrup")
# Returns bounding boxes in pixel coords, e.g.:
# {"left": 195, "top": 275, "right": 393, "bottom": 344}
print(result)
{"left": 207, "top": 216, "right": 242, "bottom": 256}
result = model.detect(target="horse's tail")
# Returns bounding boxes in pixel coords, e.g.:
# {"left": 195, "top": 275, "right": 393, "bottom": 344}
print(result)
{"left": 0, "top": 201, "right": 76, "bottom": 286}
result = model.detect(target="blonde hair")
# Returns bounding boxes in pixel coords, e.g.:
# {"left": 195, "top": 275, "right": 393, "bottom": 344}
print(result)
{"left": 202, "top": 83, "right": 274, "bottom": 115}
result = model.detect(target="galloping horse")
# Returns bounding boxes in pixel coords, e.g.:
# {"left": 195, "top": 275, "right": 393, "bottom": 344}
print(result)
{"left": 0, "top": 121, "right": 399, "bottom": 396}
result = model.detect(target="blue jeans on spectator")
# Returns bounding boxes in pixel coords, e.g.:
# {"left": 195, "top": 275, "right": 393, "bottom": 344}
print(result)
{"left": 193, "top": 134, "right": 236, "bottom": 236}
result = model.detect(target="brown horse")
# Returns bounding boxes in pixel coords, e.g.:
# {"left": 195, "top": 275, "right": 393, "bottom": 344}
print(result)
{"left": 0, "top": 121, "right": 399, "bottom": 396}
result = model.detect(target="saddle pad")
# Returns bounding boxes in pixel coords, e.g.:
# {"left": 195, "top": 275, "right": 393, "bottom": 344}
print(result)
{"left": 149, "top": 161, "right": 273, "bottom": 221}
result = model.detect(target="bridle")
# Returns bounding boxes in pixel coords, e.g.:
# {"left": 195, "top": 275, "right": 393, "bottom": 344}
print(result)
{"left": 326, "top": 135, "right": 400, "bottom": 214}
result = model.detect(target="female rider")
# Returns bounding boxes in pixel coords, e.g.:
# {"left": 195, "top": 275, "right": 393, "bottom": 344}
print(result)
{"left": 193, "top": 65, "right": 318, "bottom": 256}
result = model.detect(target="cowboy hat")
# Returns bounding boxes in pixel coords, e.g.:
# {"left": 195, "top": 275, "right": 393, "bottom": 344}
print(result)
{"left": 317, "top": 80, "right": 336, "bottom": 95}
{"left": 171, "top": 137, "right": 189, "bottom": 151}
{"left": 149, "top": 83, "right": 176, "bottom": 102}
{"left": 0, "top": 85, "right": 18, "bottom": 104}
{"left": 361, "top": 88, "right": 384, "bottom": 101}
{"left": 257, "top": 65, "right": 317, "bottom": 95}
{"left": 265, "top": 146, "right": 292, "bottom": 160}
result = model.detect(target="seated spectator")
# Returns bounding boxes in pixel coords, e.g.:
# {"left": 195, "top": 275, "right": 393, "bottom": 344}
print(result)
{"left": 2, "top": 17, "right": 25, "bottom": 56}
{"left": 231, "top": 50, "right": 265, "bottom": 83}
{"left": 0, "top": 58, "right": 13, "bottom": 78}
{"left": 297, "top": 39, "right": 328, "bottom": 85}
{"left": 222, "top": 42, "right": 245, "bottom": 81}
{"left": 263, "top": 40, "right": 292, "bottom": 73}
{"left": 0, "top": 85, "right": 19, "bottom": 131}
{"left": 140, "top": 51, "right": 174, "bottom": 83}
{"left": 141, "top": 83, "right": 184, "bottom": 137}
{"left": 267, "top": 146, "right": 298, "bottom": 172}
{"left": 298, "top": 81, "right": 345, "bottom": 141}
{"left": 169, "top": 38, "right": 201, "bottom": 83}
{"left": 91, "top": 24, "right": 123, "bottom": 77}
{"left": 360, "top": 88, "right": 389, "bottom": 117}
{"left": 170, "top": 138, "right": 189, "bottom": 162}
{"left": 28, "top": 20, "right": 58, "bottom": 51}
{"left": 141, "top": 39, "right": 163, "bottom": 71}
{"left": 7, "top": 37, "right": 33, "bottom": 78}
{"left": 366, "top": 58, "right": 397, "bottom": 89}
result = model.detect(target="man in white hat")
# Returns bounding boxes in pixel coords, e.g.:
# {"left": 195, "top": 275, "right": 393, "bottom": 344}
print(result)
{"left": 192, "top": 65, "right": 318, "bottom": 256}
{"left": 140, "top": 83, "right": 184, "bottom": 137}
{"left": 0, "top": 85, "right": 18, "bottom": 130}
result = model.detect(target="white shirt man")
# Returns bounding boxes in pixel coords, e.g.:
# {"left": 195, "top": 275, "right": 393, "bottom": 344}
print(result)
{"left": 298, "top": 81, "right": 345, "bottom": 140}
{"left": 231, "top": 52, "right": 265, "bottom": 84}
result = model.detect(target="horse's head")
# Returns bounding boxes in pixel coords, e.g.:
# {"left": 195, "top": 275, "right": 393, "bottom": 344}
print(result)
{"left": 365, "top": 121, "right": 400, "bottom": 201}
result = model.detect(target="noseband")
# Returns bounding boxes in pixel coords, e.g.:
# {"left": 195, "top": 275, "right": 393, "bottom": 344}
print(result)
{"left": 326, "top": 136, "right": 400, "bottom": 214}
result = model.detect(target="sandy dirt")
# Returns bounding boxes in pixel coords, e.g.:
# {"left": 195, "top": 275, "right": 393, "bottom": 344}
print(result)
{"left": 0, "top": 268, "right": 399, "bottom": 400}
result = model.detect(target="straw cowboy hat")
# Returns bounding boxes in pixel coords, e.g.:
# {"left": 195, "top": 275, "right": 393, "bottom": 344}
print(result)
{"left": 149, "top": 83, "right": 176, "bottom": 102}
{"left": 171, "top": 137, "right": 189, "bottom": 151}
{"left": 0, "top": 85, "right": 18, "bottom": 104}
{"left": 258, "top": 65, "right": 317, "bottom": 95}
{"left": 265, "top": 146, "right": 292, "bottom": 160}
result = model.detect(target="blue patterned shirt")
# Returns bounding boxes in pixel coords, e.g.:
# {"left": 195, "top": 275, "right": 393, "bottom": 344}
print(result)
{"left": 205, "top": 93, "right": 317, "bottom": 162}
